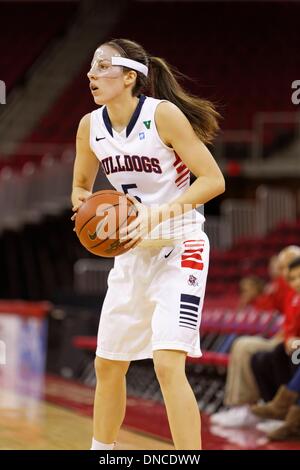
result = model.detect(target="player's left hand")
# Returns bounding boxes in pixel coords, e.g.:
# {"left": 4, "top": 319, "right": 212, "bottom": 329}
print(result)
{"left": 119, "top": 195, "right": 160, "bottom": 250}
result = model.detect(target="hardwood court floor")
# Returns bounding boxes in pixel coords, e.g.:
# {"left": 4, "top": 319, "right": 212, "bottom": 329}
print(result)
{"left": 0, "top": 390, "right": 173, "bottom": 450}
{"left": 1, "top": 378, "right": 300, "bottom": 450}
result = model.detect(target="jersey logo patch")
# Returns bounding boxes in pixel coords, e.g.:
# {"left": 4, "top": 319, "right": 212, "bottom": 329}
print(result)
{"left": 143, "top": 120, "right": 151, "bottom": 129}
{"left": 188, "top": 274, "right": 198, "bottom": 286}
{"left": 139, "top": 132, "right": 145, "bottom": 140}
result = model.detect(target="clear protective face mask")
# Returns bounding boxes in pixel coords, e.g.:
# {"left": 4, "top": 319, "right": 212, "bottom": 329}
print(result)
{"left": 88, "top": 49, "right": 123, "bottom": 79}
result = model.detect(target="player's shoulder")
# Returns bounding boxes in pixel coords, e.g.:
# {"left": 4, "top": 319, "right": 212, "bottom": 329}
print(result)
{"left": 154, "top": 99, "right": 190, "bottom": 137}
{"left": 76, "top": 113, "right": 91, "bottom": 139}
{"left": 155, "top": 99, "right": 179, "bottom": 116}
{"left": 155, "top": 99, "right": 186, "bottom": 124}
{"left": 79, "top": 112, "right": 91, "bottom": 128}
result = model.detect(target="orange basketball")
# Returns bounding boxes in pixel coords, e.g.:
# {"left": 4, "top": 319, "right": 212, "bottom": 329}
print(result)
{"left": 75, "top": 190, "right": 138, "bottom": 257}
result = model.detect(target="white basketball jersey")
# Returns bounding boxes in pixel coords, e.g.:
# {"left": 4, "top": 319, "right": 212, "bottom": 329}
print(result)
{"left": 89, "top": 95, "right": 205, "bottom": 239}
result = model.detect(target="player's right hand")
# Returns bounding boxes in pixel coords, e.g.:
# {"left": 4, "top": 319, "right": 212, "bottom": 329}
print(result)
{"left": 71, "top": 193, "right": 91, "bottom": 230}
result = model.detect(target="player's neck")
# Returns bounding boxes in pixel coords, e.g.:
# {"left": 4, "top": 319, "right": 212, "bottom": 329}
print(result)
{"left": 106, "top": 94, "right": 139, "bottom": 133}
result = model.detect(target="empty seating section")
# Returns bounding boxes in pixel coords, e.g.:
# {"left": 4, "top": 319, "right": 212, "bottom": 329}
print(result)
{"left": 207, "top": 220, "right": 300, "bottom": 298}
{"left": 25, "top": 68, "right": 94, "bottom": 144}
{"left": 1, "top": 1, "right": 76, "bottom": 91}
{"left": 0, "top": 150, "right": 111, "bottom": 299}
{"left": 0, "top": 151, "right": 74, "bottom": 230}
{"left": 19, "top": 1, "right": 300, "bottom": 148}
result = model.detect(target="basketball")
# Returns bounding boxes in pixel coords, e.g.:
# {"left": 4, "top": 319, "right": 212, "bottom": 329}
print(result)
{"left": 75, "top": 190, "right": 138, "bottom": 257}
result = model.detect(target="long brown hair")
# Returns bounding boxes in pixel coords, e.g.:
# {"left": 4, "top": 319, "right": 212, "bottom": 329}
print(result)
{"left": 103, "top": 38, "right": 220, "bottom": 144}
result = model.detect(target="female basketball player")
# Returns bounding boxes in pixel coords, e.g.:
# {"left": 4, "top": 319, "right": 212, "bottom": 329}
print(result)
{"left": 72, "top": 39, "right": 225, "bottom": 450}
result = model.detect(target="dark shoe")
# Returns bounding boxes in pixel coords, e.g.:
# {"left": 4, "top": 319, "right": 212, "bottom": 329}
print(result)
{"left": 268, "top": 405, "right": 300, "bottom": 441}
{"left": 251, "top": 386, "right": 298, "bottom": 420}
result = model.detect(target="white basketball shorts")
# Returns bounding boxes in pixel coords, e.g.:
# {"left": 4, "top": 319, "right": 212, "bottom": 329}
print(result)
{"left": 96, "top": 232, "right": 210, "bottom": 361}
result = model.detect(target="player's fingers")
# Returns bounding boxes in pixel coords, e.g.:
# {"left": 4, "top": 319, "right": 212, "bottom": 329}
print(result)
{"left": 72, "top": 197, "right": 86, "bottom": 212}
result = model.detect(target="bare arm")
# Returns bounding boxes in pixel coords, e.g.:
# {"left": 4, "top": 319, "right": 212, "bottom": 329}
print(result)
{"left": 155, "top": 101, "right": 225, "bottom": 219}
{"left": 71, "top": 113, "right": 99, "bottom": 209}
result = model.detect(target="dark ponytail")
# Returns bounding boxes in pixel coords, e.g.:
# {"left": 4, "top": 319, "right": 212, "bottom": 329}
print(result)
{"left": 103, "top": 38, "right": 221, "bottom": 144}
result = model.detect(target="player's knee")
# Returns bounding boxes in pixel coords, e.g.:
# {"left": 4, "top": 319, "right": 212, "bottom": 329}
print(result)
{"left": 94, "top": 356, "right": 129, "bottom": 382}
{"left": 153, "top": 357, "right": 182, "bottom": 386}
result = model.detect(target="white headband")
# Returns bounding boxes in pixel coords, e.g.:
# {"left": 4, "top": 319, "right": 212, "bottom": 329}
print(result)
{"left": 111, "top": 56, "right": 148, "bottom": 77}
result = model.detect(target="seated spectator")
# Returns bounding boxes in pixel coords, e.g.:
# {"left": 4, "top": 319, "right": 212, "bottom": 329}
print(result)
{"left": 251, "top": 257, "right": 300, "bottom": 401}
{"left": 268, "top": 254, "right": 280, "bottom": 280}
{"left": 237, "top": 276, "right": 265, "bottom": 310}
{"left": 250, "top": 257, "right": 300, "bottom": 440}
{"left": 210, "top": 245, "right": 300, "bottom": 428}
{"left": 253, "top": 251, "right": 295, "bottom": 313}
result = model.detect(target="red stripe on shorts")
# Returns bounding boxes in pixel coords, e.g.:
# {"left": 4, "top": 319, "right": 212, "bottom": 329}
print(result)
{"left": 181, "top": 240, "right": 205, "bottom": 271}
